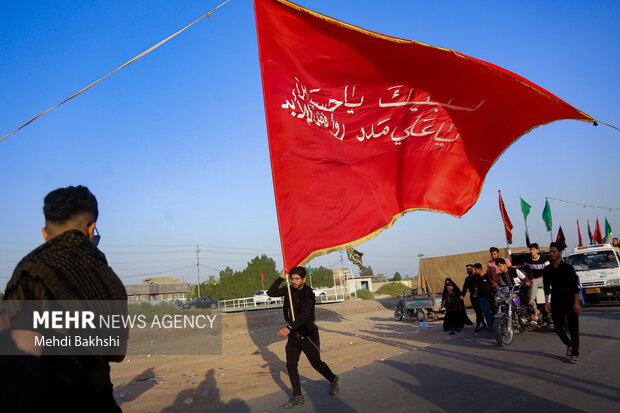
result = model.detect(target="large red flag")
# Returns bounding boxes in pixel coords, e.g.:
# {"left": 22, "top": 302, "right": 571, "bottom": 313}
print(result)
{"left": 498, "top": 190, "right": 513, "bottom": 244}
{"left": 593, "top": 219, "right": 604, "bottom": 244}
{"left": 254, "top": 0, "right": 594, "bottom": 268}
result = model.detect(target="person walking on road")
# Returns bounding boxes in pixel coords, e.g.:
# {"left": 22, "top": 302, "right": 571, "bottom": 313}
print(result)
{"left": 544, "top": 242, "right": 582, "bottom": 364}
{"left": 267, "top": 267, "right": 341, "bottom": 408}
{"left": 473, "top": 263, "right": 495, "bottom": 331}
{"left": 462, "top": 264, "right": 486, "bottom": 332}
{"left": 441, "top": 278, "right": 472, "bottom": 334}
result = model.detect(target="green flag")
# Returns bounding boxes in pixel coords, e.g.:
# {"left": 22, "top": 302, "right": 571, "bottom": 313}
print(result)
{"left": 604, "top": 217, "right": 612, "bottom": 243}
{"left": 520, "top": 197, "right": 531, "bottom": 221}
{"left": 542, "top": 198, "right": 553, "bottom": 232}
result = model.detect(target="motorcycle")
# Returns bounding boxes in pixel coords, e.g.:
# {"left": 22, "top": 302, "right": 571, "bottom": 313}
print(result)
{"left": 493, "top": 285, "right": 545, "bottom": 346}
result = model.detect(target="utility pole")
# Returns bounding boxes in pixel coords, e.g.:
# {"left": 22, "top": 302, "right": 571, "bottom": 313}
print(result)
{"left": 196, "top": 245, "right": 201, "bottom": 298}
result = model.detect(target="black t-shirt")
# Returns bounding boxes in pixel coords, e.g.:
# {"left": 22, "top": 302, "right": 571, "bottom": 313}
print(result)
{"left": 462, "top": 274, "right": 477, "bottom": 296}
{"left": 476, "top": 274, "right": 495, "bottom": 299}
{"left": 543, "top": 261, "right": 580, "bottom": 309}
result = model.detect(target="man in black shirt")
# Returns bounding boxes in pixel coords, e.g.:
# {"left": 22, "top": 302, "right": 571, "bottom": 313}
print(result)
{"left": 461, "top": 264, "right": 486, "bottom": 332}
{"left": 267, "top": 267, "right": 340, "bottom": 408}
{"left": 544, "top": 242, "right": 582, "bottom": 363}
{"left": 1, "top": 185, "right": 127, "bottom": 412}
{"left": 473, "top": 263, "right": 495, "bottom": 331}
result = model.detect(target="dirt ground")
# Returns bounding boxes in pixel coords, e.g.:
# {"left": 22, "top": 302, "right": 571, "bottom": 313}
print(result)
{"left": 111, "top": 297, "right": 438, "bottom": 412}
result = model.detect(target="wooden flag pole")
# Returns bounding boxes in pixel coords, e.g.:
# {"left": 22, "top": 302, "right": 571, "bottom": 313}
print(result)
{"left": 285, "top": 271, "right": 296, "bottom": 322}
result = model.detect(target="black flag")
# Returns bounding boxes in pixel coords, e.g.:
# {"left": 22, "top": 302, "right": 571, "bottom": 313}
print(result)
{"left": 556, "top": 226, "right": 568, "bottom": 250}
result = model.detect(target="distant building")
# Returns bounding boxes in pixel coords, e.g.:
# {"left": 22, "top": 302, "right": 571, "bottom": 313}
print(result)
{"left": 331, "top": 268, "right": 373, "bottom": 292}
{"left": 345, "top": 275, "right": 373, "bottom": 292}
{"left": 142, "top": 276, "right": 182, "bottom": 285}
{"left": 126, "top": 278, "right": 189, "bottom": 302}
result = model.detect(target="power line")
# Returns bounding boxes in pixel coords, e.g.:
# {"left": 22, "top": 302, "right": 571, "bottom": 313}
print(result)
{"left": 547, "top": 197, "right": 620, "bottom": 211}
{"left": 118, "top": 265, "right": 195, "bottom": 279}
{"left": 108, "top": 257, "right": 194, "bottom": 264}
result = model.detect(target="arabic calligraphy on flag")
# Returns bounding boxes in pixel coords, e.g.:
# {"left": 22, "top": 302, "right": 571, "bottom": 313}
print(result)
{"left": 281, "top": 78, "right": 482, "bottom": 146}
{"left": 255, "top": 0, "right": 594, "bottom": 268}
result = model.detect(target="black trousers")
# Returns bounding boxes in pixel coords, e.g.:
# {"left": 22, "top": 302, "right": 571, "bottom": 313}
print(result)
{"left": 470, "top": 297, "right": 486, "bottom": 328}
{"left": 551, "top": 308, "right": 580, "bottom": 356}
{"left": 286, "top": 333, "right": 336, "bottom": 396}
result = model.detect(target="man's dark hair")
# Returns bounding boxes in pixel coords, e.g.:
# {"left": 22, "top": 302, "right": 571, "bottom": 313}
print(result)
{"left": 43, "top": 185, "right": 98, "bottom": 224}
{"left": 473, "top": 263, "right": 483, "bottom": 270}
{"left": 549, "top": 241, "right": 564, "bottom": 252}
{"left": 466, "top": 264, "right": 473, "bottom": 268}
{"left": 489, "top": 247, "right": 499, "bottom": 253}
{"left": 530, "top": 243, "right": 539, "bottom": 250}
{"left": 495, "top": 258, "right": 506, "bottom": 266}
{"left": 289, "top": 266, "right": 306, "bottom": 278}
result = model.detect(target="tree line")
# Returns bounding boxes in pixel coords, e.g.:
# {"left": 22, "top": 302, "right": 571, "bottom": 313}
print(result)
{"left": 188, "top": 255, "right": 336, "bottom": 301}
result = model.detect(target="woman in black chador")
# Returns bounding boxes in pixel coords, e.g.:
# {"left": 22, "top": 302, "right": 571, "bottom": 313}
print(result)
{"left": 441, "top": 278, "right": 473, "bottom": 334}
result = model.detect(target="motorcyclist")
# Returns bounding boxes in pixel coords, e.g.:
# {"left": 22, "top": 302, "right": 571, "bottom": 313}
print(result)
{"left": 496, "top": 259, "right": 530, "bottom": 288}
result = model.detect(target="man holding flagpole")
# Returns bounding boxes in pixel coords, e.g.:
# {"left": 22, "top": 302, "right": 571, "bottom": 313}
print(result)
{"left": 267, "top": 268, "right": 341, "bottom": 408}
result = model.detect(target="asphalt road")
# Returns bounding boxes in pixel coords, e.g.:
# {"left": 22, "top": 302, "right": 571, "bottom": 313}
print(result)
{"left": 212, "top": 304, "right": 620, "bottom": 413}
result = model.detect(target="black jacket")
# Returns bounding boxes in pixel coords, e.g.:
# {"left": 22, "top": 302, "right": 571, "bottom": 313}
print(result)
{"left": 543, "top": 261, "right": 580, "bottom": 308}
{"left": 267, "top": 277, "right": 317, "bottom": 336}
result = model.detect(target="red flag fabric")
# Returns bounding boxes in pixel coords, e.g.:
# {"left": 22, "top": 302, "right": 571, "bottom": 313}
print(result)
{"left": 593, "top": 219, "right": 604, "bottom": 244}
{"left": 577, "top": 219, "right": 583, "bottom": 247}
{"left": 254, "top": 0, "right": 593, "bottom": 268}
{"left": 260, "top": 270, "right": 267, "bottom": 282}
{"left": 498, "top": 190, "right": 513, "bottom": 244}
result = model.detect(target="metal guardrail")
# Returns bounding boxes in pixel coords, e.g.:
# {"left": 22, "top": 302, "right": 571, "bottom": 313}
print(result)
{"left": 219, "top": 286, "right": 350, "bottom": 313}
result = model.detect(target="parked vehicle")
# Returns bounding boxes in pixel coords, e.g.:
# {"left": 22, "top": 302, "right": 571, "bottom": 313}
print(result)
{"left": 253, "top": 290, "right": 272, "bottom": 305}
{"left": 394, "top": 289, "right": 444, "bottom": 322}
{"left": 493, "top": 285, "right": 543, "bottom": 346}
{"left": 567, "top": 244, "right": 620, "bottom": 304}
{"left": 312, "top": 288, "right": 328, "bottom": 300}
{"left": 181, "top": 296, "right": 219, "bottom": 310}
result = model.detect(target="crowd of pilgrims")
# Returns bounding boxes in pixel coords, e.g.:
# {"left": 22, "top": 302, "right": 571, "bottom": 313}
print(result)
{"left": 440, "top": 245, "right": 550, "bottom": 334}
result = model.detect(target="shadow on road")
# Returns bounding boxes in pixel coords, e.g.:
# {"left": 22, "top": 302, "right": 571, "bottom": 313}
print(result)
{"left": 383, "top": 359, "right": 587, "bottom": 412}
{"left": 160, "top": 368, "right": 250, "bottom": 413}
{"left": 114, "top": 368, "right": 158, "bottom": 406}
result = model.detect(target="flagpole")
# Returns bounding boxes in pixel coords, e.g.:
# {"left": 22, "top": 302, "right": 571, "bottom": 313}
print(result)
{"left": 520, "top": 196, "right": 532, "bottom": 247}
{"left": 285, "top": 271, "right": 296, "bottom": 322}
{"left": 523, "top": 217, "right": 530, "bottom": 246}
{"left": 346, "top": 251, "right": 355, "bottom": 278}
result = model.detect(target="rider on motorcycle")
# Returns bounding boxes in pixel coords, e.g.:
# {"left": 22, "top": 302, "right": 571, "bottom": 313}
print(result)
{"left": 495, "top": 259, "right": 530, "bottom": 288}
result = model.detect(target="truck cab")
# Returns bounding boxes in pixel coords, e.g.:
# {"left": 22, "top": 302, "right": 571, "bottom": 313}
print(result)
{"left": 567, "top": 244, "right": 620, "bottom": 304}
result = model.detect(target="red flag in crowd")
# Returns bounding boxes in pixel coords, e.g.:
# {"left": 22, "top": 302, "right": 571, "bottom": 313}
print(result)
{"left": 254, "top": 0, "right": 594, "bottom": 268}
{"left": 577, "top": 219, "right": 583, "bottom": 247}
{"left": 593, "top": 219, "right": 604, "bottom": 244}
{"left": 498, "top": 190, "right": 513, "bottom": 244}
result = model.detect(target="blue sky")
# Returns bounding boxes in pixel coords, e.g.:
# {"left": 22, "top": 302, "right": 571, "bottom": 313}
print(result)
{"left": 1, "top": 0, "right": 619, "bottom": 291}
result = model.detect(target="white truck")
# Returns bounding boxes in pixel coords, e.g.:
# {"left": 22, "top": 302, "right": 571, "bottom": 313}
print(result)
{"left": 567, "top": 244, "right": 620, "bottom": 304}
